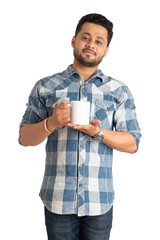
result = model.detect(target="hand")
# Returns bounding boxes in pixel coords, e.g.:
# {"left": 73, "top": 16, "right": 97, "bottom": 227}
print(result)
{"left": 66, "top": 119, "right": 101, "bottom": 137}
{"left": 47, "top": 101, "right": 70, "bottom": 130}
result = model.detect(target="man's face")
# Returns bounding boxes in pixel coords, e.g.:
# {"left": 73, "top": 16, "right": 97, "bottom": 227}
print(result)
{"left": 72, "top": 22, "right": 109, "bottom": 67}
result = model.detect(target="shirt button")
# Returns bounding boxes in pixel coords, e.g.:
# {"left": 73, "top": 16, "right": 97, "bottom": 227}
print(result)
{"left": 79, "top": 184, "right": 82, "bottom": 187}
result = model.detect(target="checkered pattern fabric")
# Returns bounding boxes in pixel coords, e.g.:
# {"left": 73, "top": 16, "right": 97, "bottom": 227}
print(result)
{"left": 20, "top": 65, "right": 141, "bottom": 216}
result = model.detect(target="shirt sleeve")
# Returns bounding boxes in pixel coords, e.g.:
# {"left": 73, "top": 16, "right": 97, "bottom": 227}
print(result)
{"left": 19, "top": 82, "right": 48, "bottom": 129}
{"left": 113, "top": 86, "right": 142, "bottom": 150}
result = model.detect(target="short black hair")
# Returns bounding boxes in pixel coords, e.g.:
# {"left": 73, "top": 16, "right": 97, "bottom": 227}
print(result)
{"left": 75, "top": 13, "right": 113, "bottom": 46}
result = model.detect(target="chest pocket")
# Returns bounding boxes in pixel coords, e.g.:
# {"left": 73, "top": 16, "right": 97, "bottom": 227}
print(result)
{"left": 95, "top": 99, "right": 116, "bottom": 129}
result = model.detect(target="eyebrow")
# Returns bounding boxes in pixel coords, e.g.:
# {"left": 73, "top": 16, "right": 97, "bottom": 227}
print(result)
{"left": 81, "top": 32, "right": 105, "bottom": 42}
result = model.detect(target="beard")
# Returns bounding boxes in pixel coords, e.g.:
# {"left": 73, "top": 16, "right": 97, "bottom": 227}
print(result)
{"left": 73, "top": 48, "right": 104, "bottom": 67}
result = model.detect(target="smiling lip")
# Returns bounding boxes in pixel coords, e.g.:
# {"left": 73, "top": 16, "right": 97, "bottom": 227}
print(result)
{"left": 83, "top": 49, "right": 96, "bottom": 55}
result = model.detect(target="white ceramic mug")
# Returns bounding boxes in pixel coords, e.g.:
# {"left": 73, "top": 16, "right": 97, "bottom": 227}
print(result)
{"left": 70, "top": 101, "right": 90, "bottom": 125}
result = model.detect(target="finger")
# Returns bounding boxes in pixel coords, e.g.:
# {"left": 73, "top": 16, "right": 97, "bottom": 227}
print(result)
{"left": 72, "top": 125, "right": 92, "bottom": 130}
{"left": 89, "top": 119, "right": 101, "bottom": 126}
{"left": 65, "top": 123, "right": 86, "bottom": 129}
{"left": 65, "top": 123, "right": 75, "bottom": 128}
{"left": 63, "top": 118, "right": 71, "bottom": 123}
{"left": 60, "top": 100, "right": 67, "bottom": 105}
{"left": 61, "top": 109, "right": 70, "bottom": 116}
{"left": 59, "top": 101, "right": 69, "bottom": 109}
{"left": 56, "top": 106, "right": 70, "bottom": 115}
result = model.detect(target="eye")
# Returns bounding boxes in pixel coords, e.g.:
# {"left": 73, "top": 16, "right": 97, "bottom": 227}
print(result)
{"left": 82, "top": 36, "right": 89, "bottom": 41}
{"left": 96, "top": 40, "right": 102, "bottom": 45}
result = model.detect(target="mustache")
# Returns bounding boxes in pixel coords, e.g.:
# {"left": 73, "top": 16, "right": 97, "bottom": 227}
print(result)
{"left": 82, "top": 48, "right": 96, "bottom": 55}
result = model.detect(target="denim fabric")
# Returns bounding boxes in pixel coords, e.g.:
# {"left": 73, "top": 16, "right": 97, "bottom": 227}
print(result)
{"left": 44, "top": 206, "right": 113, "bottom": 240}
{"left": 20, "top": 65, "right": 141, "bottom": 216}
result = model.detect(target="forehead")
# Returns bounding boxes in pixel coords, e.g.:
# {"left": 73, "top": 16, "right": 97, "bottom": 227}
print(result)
{"left": 78, "top": 22, "right": 108, "bottom": 40}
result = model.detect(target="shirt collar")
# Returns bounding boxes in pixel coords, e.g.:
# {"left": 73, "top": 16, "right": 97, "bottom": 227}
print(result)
{"left": 66, "top": 64, "right": 106, "bottom": 83}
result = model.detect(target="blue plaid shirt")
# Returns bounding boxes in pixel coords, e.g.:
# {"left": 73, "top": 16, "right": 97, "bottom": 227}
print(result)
{"left": 20, "top": 65, "right": 141, "bottom": 216}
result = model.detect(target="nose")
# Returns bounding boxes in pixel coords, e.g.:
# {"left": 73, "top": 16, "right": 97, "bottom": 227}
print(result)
{"left": 86, "top": 39, "right": 95, "bottom": 50}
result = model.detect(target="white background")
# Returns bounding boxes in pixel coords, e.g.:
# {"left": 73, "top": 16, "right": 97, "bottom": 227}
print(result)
{"left": 1, "top": 0, "right": 160, "bottom": 239}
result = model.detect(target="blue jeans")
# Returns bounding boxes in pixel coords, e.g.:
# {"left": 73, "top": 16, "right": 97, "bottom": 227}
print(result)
{"left": 44, "top": 206, "right": 113, "bottom": 240}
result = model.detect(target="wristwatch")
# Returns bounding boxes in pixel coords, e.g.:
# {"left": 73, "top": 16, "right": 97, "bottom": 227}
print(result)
{"left": 92, "top": 128, "right": 104, "bottom": 141}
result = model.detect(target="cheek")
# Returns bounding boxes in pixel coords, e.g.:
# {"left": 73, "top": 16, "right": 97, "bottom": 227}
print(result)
{"left": 75, "top": 42, "right": 83, "bottom": 52}
{"left": 98, "top": 47, "right": 106, "bottom": 56}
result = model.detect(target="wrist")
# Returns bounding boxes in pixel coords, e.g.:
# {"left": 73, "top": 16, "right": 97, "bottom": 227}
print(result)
{"left": 92, "top": 127, "right": 104, "bottom": 141}
{"left": 92, "top": 126, "right": 100, "bottom": 137}
{"left": 45, "top": 117, "right": 56, "bottom": 133}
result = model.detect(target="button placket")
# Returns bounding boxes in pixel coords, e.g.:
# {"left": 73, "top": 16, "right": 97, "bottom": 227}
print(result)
{"left": 77, "top": 135, "right": 86, "bottom": 213}
{"left": 79, "top": 79, "right": 88, "bottom": 100}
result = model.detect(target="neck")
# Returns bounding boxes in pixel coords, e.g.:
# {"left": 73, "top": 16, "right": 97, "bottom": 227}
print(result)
{"left": 72, "top": 59, "right": 98, "bottom": 82}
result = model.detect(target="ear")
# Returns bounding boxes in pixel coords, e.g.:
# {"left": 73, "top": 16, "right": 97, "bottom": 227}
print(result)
{"left": 104, "top": 46, "right": 109, "bottom": 57}
{"left": 71, "top": 36, "right": 76, "bottom": 48}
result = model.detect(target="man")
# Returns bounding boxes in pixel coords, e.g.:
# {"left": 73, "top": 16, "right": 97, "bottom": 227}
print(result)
{"left": 19, "top": 13, "right": 141, "bottom": 240}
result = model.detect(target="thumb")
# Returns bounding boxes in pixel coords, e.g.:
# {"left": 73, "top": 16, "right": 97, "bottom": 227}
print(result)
{"left": 90, "top": 119, "right": 101, "bottom": 126}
